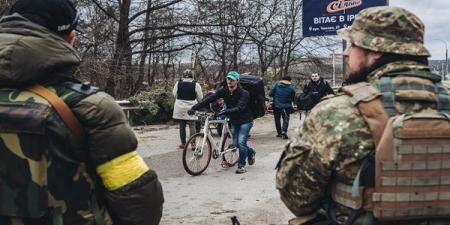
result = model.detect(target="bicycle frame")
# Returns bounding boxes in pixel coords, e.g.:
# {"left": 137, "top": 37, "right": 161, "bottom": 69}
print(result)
{"left": 182, "top": 112, "right": 239, "bottom": 175}
{"left": 198, "top": 113, "right": 233, "bottom": 157}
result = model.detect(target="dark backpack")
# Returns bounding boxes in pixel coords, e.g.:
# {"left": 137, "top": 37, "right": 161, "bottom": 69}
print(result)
{"left": 239, "top": 74, "right": 266, "bottom": 119}
{"left": 296, "top": 80, "right": 334, "bottom": 111}
{"left": 296, "top": 92, "right": 315, "bottom": 111}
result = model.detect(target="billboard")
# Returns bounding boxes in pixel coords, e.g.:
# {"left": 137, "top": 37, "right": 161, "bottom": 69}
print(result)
{"left": 303, "top": 0, "right": 388, "bottom": 37}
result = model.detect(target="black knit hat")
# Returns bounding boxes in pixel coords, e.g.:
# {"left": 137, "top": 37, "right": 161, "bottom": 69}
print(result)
{"left": 9, "top": 0, "right": 79, "bottom": 35}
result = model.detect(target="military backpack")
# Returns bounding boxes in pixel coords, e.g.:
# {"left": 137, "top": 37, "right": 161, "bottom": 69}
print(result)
{"left": 333, "top": 70, "right": 450, "bottom": 221}
{"left": 0, "top": 83, "right": 104, "bottom": 224}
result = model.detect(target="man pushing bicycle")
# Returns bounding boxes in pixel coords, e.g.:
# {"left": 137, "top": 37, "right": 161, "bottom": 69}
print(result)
{"left": 189, "top": 71, "right": 255, "bottom": 174}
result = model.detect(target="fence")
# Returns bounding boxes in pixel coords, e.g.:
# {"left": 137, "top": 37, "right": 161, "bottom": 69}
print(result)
{"left": 116, "top": 100, "right": 139, "bottom": 125}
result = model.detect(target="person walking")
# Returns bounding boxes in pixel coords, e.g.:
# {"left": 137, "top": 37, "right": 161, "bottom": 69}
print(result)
{"left": 172, "top": 69, "right": 203, "bottom": 149}
{"left": 300, "top": 73, "right": 335, "bottom": 111}
{"left": 276, "top": 6, "right": 450, "bottom": 225}
{"left": 190, "top": 71, "right": 255, "bottom": 174}
{"left": 0, "top": 0, "right": 163, "bottom": 224}
{"left": 269, "top": 76, "right": 296, "bottom": 139}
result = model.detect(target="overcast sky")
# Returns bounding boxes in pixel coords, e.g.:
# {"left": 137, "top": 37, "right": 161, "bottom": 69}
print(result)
{"left": 389, "top": 0, "right": 450, "bottom": 60}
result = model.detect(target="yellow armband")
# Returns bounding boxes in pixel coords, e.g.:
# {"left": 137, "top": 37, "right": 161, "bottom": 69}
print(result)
{"left": 96, "top": 151, "right": 149, "bottom": 190}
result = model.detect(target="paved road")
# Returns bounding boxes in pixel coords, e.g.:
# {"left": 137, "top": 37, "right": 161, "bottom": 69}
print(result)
{"left": 136, "top": 113, "right": 304, "bottom": 225}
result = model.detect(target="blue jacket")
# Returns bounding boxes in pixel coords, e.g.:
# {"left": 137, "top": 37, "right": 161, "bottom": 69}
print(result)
{"left": 269, "top": 80, "right": 296, "bottom": 109}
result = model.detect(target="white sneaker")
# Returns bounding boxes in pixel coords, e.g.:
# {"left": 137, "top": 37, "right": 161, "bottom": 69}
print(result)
{"left": 235, "top": 166, "right": 247, "bottom": 174}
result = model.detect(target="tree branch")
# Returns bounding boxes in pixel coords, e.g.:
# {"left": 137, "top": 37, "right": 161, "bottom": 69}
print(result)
{"left": 128, "top": 0, "right": 184, "bottom": 23}
{"left": 92, "top": 0, "right": 119, "bottom": 22}
{"left": 128, "top": 42, "right": 201, "bottom": 55}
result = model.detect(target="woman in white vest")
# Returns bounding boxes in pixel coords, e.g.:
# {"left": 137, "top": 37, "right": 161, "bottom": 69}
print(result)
{"left": 172, "top": 69, "right": 203, "bottom": 148}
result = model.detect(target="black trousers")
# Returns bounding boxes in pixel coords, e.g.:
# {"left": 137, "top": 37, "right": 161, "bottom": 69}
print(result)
{"left": 179, "top": 120, "right": 196, "bottom": 144}
{"left": 273, "top": 108, "right": 291, "bottom": 135}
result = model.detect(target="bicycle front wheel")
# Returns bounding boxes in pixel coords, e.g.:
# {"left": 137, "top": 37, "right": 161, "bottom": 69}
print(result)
{"left": 220, "top": 132, "right": 239, "bottom": 167}
{"left": 182, "top": 133, "right": 212, "bottom": 176}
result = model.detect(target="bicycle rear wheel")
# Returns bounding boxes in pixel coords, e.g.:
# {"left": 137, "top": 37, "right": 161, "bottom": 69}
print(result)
{"left": 182, "top": 133, "right": 212, "bottom": 176}
{"left": 220, "top": 132, "right": 239, "bottom": 167}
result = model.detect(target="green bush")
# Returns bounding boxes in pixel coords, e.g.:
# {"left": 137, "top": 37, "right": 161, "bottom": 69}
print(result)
{"left": 128, "top": 89, "right": 175, "bottom": 125}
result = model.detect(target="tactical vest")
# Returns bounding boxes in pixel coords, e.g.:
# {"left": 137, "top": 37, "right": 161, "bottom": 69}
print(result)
{"left": 332, "top": 70, "right": 450, "bottom": 222}
{"left": 177, "top": 80, "right": 197, "bottom": 101}
{"left": 0, "top": 83, "right": 105, "bottom": 224}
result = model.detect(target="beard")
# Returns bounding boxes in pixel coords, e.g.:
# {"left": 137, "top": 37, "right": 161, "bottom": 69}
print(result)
{"left": 343, "top": 65, "right": 372, "bottom": 85}
{"left": 342, "top": 53, "right": 428, "bottom": 86}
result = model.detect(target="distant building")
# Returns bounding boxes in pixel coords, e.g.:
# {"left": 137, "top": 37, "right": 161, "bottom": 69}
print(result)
{"left": 429, "top": 60, "right": 448, "bottom": 80}
{"left": 288, "top": 54, "right": 344, "bottom": 87}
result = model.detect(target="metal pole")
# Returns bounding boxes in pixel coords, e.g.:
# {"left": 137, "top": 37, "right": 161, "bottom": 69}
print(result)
{"left": 342, "top": 40, "right": 347, "bottom": 85}
{"left": 332, "top": 50, "right": 336, "bottom": 87}
{"left": 444, "top": 45, "right": 448, "bottom": 80}
{"left": 435, "top": 39, "right": 448, "bottom": 80}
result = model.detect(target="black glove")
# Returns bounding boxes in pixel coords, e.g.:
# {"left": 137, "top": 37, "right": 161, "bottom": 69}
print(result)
{"left": 187, "top": 109, "right": 195, "bottom": 116}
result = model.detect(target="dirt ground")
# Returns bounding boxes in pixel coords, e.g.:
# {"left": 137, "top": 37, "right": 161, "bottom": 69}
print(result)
{"left": 135, "top": 113, "right": 304, "bottom": 225}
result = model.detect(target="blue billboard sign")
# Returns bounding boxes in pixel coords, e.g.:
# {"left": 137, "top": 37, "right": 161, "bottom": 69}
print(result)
{"left": 303, "top": 0, "right": 388, "bottom": 37}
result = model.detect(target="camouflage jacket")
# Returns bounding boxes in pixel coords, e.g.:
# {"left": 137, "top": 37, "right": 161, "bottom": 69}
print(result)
{"left": 0, "top": 14, "right": 163, "bottom": 225}
{"left": 276, "top": 60, "right": 450, "bottom": 225}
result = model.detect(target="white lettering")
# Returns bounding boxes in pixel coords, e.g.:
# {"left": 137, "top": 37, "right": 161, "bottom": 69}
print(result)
{"left": 58, "top": 24, "right": 71, "bottom": 31}
{"left": 314, "top": 17, "right": 319, "bottom": 24}
{"left": 313, "top": 16, "right": 337, "bottom": 24}
{"left": 347, "top": 14, "right": 355, "bottom": 21}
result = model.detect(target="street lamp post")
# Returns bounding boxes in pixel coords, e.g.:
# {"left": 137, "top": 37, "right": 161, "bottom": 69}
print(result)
{"left": 444, "top": 43, "right": 448, "bottom": 80}
{"left": 342, "top": 40, "right": 347, "bottom": 83}
{"left": 435, "top": 39, "right": 448, "bottom": 80}
{"left": 332, "top": 49, "right": 336, "bottom": 87}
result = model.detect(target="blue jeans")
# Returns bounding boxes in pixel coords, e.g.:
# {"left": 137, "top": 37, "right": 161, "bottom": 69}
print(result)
{"left": 273, "top": 108, "right": 291, "bottom": 135}
{"left": 231, "top": 121, "right": 254, "bottom": 166}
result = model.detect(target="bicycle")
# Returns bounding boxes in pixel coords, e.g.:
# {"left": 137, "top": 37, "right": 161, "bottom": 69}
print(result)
{"left": 182, "top": 111, "right": 239, "bottom": 176}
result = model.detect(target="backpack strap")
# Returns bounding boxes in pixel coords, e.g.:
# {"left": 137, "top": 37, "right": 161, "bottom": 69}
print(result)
{"left": 26, "top": 84, "right": 85, "bottom": 145}
{"left": 377, "top": 77, "right": 397, "bottom": 117}
{"left": 340, "top": 82, "right": 388, "bottom": 146}
{"left": 383, "top": 70, "right": 450, "bottom": 114}
{"left": 27, "top": 85, "right": 107, "bottom": 225}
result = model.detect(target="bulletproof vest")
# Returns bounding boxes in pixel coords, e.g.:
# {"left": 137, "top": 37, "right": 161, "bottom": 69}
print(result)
{"left": 0, "top": 83, "right": 101, "bottom": 222}
{"left": 177, "top": 80, "right": 196, "bottom": 101}
{"left": 333, "top": 70, "right": 450, "bottom": 221}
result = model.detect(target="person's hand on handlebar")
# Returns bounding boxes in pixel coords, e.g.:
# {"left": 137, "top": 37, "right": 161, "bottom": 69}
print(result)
{"left": 217, "top": 110, "right": 228, "bottom": 117}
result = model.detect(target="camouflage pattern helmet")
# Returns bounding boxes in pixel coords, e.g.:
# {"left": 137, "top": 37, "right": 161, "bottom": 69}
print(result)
{"left": 337, "top": 6, "right": 430, "bottom": 56}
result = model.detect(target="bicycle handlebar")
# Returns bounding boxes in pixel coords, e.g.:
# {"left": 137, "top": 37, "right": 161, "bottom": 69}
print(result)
{"left": 194, "top": 111, "right": 216, "bottom": 117}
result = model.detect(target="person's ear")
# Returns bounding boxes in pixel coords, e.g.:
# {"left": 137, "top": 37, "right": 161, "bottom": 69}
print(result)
{"left": 368, "top": 51, "right": 383, "bottom": 64}
{"left": 63, "top": 30, "right": 76, "bottom": 45}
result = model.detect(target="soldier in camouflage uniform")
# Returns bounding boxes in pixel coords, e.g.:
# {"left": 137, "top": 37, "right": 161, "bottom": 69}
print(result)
{"left": 0, "top": 0, "right": 163, "bottom": 224}
{"left": 276, "top": 6, "right": 450, "bottom": 225}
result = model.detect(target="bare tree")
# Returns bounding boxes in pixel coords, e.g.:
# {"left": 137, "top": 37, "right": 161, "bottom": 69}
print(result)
{"left": 69, "top": 0, "right": 339, "bottom": 98}
{"left": 133, "top": 0, "right": 155, "bottom": 94}
{"left": 0, "top": 0, "right": 13, "bottom": 17}
{"left": 247, "top": 0, "right": 284, "bottom": 76}
{"left": 193, "top": 0, "right": 251, "bottom": 80}
{"left": 276, "top": 0, "right": 303, "bottom": 79}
